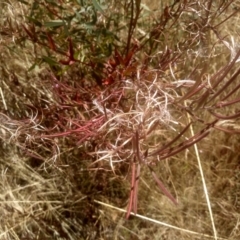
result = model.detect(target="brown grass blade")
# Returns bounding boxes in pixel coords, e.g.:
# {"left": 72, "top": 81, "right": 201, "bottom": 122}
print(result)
{"left": 148, "top": 166, "right": 177, "bottom": 205}
{"left": 196, "top": 49, "right": 240, "bottom": 109}
{"left": 180, "top": 64, "right": 207, "bottom": 102}
{"left": 209, "top": 110, "right": 240, "bottom": 120}
{"left": 149, "top": 122, "right": 192, "bottom": 157}
{"left": 207, "top": 67, "right": 240, "bottom": 104}
{"left": 215, "top": 97, "right": 240, "bottom": 108}
{"left": 155, "top": 120, "right": 218, "bottom": 160}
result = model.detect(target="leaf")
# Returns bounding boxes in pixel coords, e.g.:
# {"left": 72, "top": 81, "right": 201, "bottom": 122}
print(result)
{"left": 27, "top": 16, "right": 42, "bottom": 27}
{"left": 59, "top": 59, "right": 70, "bottom": 65}
{"left": 149, "top": 166, "right": 177, "bottom": 205}
{"left": 28, "top": 63, "right": 37, "bottom": 72}
{"left": 114, "top": 49, "right": 124, "bottom": 65}
{"left": 45, "top": 0, "right": 62, "bottom": 6}
{"left": 68, "top": 38, "right": 74, "bottom": 60}
{"left": 46, "top": 32, "right": 56, "bottom": 51}
{"left": 92, "top": 0, "right": 105, "bottom": 14}
{"left": 210, "top": 110, "right": 240, "bottom": 120}
{"left": 44, "top": 20, "right": 65, "bottom": 28}
{"left": 149, "top": 122, "right": 192, "bottom": 157}
{"left": 76, "top": 0, "right": 82, "bottom": 5}
{"left": 22, "top": 24, "right": 37, "bottom": 42}
{"left": 17, "top": 0, "right": 29, "bottom": 4}
{"left": 42, "top": 56, "right": 58, "bottom": 66}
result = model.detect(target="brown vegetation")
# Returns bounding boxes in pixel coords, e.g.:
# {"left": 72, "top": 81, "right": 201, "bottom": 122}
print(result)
{"left": 0, "top": 0, "right": 240, "bottom": 239}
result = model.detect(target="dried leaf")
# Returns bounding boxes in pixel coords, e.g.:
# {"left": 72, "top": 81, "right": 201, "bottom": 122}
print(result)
{"left": 149, "top": 166, "right": 177, "bottom": 205}
{"left": 46, "top": 32, "right": 56, "bottom": 51}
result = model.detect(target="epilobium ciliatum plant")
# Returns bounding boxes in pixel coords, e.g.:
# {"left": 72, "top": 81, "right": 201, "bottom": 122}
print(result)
{"left": 0, "top": 0, "right": 240, "bottom": 239}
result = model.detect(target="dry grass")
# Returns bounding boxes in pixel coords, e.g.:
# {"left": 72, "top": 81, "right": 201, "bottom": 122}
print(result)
{"left": 1, "top": 0, "right": 240, "bottom": 239}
